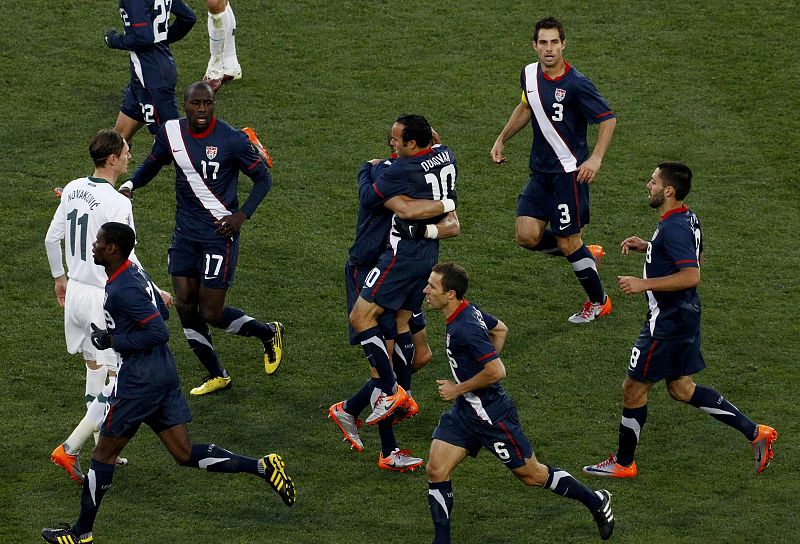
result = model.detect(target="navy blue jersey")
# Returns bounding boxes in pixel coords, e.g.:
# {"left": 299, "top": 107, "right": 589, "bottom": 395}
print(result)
{"left": 107, "top": 0, "right": 196, "bottom": 89}
{"left": 361, "top": 145, "right": 458, "bottom": 263}
{"left": 643, "top": 205, "right": 703, "bottom": 338}
{"left": 445, "top": 300, "right": 513, "bottom": 425}
{"left": 131, "top": 117, "right": 272, "bottom": 241}
{"left": 521, "top": 62, "right": 614, "bottom": 173}
{"left": 348, "top": 157, "right": 396, "bottom": 266}
{"left": 104, "top": 260, "right": 179, "bottom": 399}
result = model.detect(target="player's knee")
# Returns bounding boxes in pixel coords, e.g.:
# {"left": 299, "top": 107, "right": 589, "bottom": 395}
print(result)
{"left": 85, "top": 359, "right": 103, "bottom": 371}
{"left": 622, "top": 379, "right": 647, "bottom": 406}
{"left": 666, "top": 381, "right": 694, "bottom": 403}
{"left": 425, "top": 460, "right": 449, "bottom": 482}
{"left": 515, "top": 229, "right": 541, "bottom": 249}
{"left": 199, "top": 305, "right": 224, "bottom": 325}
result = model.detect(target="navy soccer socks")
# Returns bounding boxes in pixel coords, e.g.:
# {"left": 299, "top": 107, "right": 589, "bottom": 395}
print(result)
{"left": 617, "top": 405, "right": 647, "bottom": 467}
{"left": 428, "top": 480, "right": 453, "bottom": 544}
{"left": 393, "top": 331, "right": 414, "bottom": 391}
{"left": 355, "top": 326, "right": 396, "bottom": 394}
{"left": 180, "top": 316, "right": 226, "bottom": 378}
{"left": 188, "top": 443, "right": 259, "bottom": 475}
{"left": 689, "top": 385, "right": 758, "bottom": 439}
{"left": 545, "top": 465, "right": 602, "bottom": 511}
{"left": 75, "top": 459, "right": 115, "bottom": 537}
{"left": 567, "top": 244, "right": 606, "bottom": 304}
{"left": 218, "top": 306, "right": 275, "bottom": 342}
{"left": 344, "top": 378, "right": 380, "bottom": 417}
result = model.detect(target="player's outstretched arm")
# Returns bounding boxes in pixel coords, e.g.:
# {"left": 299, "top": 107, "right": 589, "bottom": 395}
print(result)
{"left": 166, "top": 0, "right": 197, "bottom": 44}
{"left": 491, "top": 102, "right": 531, "bottom": 164}
{"left": 618, "top": 267, "right": 700, "bottom": 295}
{"left": 620, "top": 236, "right": 648, "bottom": 254}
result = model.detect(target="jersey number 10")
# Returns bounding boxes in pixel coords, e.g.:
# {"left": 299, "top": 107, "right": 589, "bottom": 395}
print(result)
{"left": 424, "top": 164, "right": 456, "bottom": 201}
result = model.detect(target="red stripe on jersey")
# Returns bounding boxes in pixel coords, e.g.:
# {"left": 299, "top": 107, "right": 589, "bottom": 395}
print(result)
{"left": 661, "top": 205, "right": 688, "bottom": 220}
{"left": 498, "top": 420, "right": 524, "bottom": 461}
{"left": 132, "top": 22, "right": 149, "bottom": 27}
{"left": 372, "top": 183, "right": 385, "bottom": 199}
{"left": 246, "top": 159, "right": 260, "bottom": 171}
{"left": 675, "top": 259, "right": 698, "bottom": 266}
{"left": 139, "top": 312, "right": 160, "bottom": 326}
{"left": 477, "top": 351, "right": 498, "bottom": 362}
{"left": 572, "top": 172, "right": 582, "bottom": 227}
{"left": 370, "top": 254, "right": 397, "bottom": 297}
{"left": 413, "top": 147, "right": 434, "bottom": 157}
{"left": 446, "top": 299, "right": 470, "bottom": 324}
{"left": 107, "top": 260, "right": 132, "bottom": 283}
{"left": 105, "top": 401, "right": 117, "bottom": 431}
{"left": 223, "top": 238, "right": 231, "bottom": 282}
{"left": 642, "top": 339, "right": 657, "bottom": 377}
{"left": 594, "top": 110, "right": 614, "bottom": 118}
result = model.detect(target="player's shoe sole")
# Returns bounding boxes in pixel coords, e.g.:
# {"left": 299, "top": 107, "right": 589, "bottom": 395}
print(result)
{"left": 592, "top": 489, "right": 615, "bottom": 540}
{"left": 190, "top": 375, "right": 232, "bottom": 395}
{"left": 263, "top": 322, "right": 284, "bottom": 374}
{"left": 751, "top": 424, "right": 777, "bottom": 474}
{"left": 328, "top": 401, "right": 364, "bottom": 452}
{"left": 260, "top": 454, "right": 296, "bottom": 506}
{"left": 50, "top": 444, "right": 84, "bottom": 484}
{"left": 392, "top": 395, "right": 419, "bottom": 426}
{"left": 583, "top": 453, "right": 638, "bottom": 478}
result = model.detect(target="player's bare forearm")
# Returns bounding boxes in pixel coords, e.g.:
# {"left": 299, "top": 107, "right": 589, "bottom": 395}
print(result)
{"left": 577, "top": 117, "right": 616, "bottom": 183}
{"left": 488, "top": 319, "right": 508, "bottom": 353}
{"left": 618, "top": 267, "right": 700, "bottom": 294}
{"left": 386, "top": 195, "right": 454, "bottom": 220}
{"left": 434, "top": 211, "right": 460, "bottom": 240}
{"left": 436, "top": 359, "right": 506, "bottom": 400}
{"left": 492, "top": 102, "right": 531, "bottom": 164}
{"left": 54, "top": 275, "right": 67, "bottom": 309}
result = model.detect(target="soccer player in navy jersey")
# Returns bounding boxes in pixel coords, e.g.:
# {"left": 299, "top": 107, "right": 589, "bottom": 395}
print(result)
{"left": 330, "top": 128, "right": 458, "bottom": 470}
{"left": 582, "top": 162, "right": 777, "bottom": 479}
{"left": 203, "top": 0, "right": 242, "bottom": 92}
{"left": 125, "top": 81, "right": 282, "bottom": 395}
{"left": 41, "top": 222, "right": 294, "bottom": 544}
{"left": 348, "top": 115, "right": 458, "bottom": 432}
{"left": 104, "top": 0, "right": 196, "bottom": 147}
{"left": 491, "top": 16, "right": 617, "bottom": 323}
{"left": 424, "top": 262, "right": 614, "bottom": 542}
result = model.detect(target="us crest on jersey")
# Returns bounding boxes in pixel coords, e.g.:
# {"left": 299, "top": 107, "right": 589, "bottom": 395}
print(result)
{"left": 205, "top": 146, "right": 218, "bottom": 160}
{"left": 554, "top": 88, "right": 566, "bottom": 102}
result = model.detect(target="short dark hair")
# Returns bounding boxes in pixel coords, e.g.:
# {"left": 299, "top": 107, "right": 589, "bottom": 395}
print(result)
{"left": 101, "top": 221, "right": 136, "bottom": 258}
{"left": 657, "top": 161, "right": 693, "bottom": 200}
{"left": 533, "top": 16, "right": 565, "bottom": 42}
{"left": 184, "top": 80, "right": 215, "bottom": 102}
{"left": 432, "top": 262, "right": 469, "bottom": 300}
{"left": 89, "top": 129, "right": 125, "bottom": 167}
{"left": 395, "top": 114, "right": 432, "bottom": 148}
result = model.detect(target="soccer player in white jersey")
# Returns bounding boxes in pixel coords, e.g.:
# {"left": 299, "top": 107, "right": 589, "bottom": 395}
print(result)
{"left": 44, "top": 129, "right": 172, "bottom": 483}
{"left": 203, "top": 0, "right": 242, "bottom": 92}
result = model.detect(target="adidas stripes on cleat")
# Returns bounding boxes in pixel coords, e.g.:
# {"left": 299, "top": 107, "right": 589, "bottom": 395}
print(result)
{"left": 41, "top": 524, "right": 92, "bottom": 544}
{"left": 592, "top": 490, "right": 615, "bottom": 540}
{"left": 260, "top": 454, "right": 296, "bottom": 506}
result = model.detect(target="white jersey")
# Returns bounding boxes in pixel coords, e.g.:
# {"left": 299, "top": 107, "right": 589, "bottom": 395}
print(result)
{"left": 45, "top": 176, "right": 137, "bottom": 287}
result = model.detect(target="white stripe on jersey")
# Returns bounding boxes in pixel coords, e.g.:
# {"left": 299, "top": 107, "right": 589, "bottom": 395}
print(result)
{"left": 463, "top": 392, "right": 493, "bottom": 424}
{"left": 45, "top": 177, "right": 136, "bottom": 288}
{"left": 643, "top": 256, "right": 660, "bottom": 335}
{"left": 165, "top": 120, "right": 231, "bottom": 221}
{"left": 130, "top": 51, "right": 145, "bottom": 87}
{"left": 524, "top": 62, "right": 578, "bottom": 172}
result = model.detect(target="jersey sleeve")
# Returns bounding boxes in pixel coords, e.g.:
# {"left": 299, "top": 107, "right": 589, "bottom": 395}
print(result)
{"left": 462, "top": 325, "right": 499, "bottom": 367}
{"left": 663, "top": 222, "right": 700, "bottom": 269}
{"left": 577, "top": 76, "right": 615, "bottom": 124}
{"left": 44, "top": 199, "right": 67, "bottom": 277}
{"left": 107, "top": 0, "right": 159, "bottom": 52}
{"left": 166, "top": 0, "right": 197, "bottom": 44}
{"left": 478, "top": 309, "right": 499, "bottom": 331}
{"left": 369, "top": 164, "right": 412, "bottom": 203}
{"left": 131, "top": 127, "right": 172, "bottom": 189}
{"left": 235, "top": 132, "right": 273, "bottom": 218}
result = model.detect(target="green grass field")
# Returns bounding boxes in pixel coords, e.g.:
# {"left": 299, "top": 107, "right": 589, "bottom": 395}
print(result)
{"left": 2, "top": 0, "right": 798, "bottom": 542}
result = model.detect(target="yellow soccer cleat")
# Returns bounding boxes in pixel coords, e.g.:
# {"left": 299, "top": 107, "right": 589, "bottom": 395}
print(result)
{"left": 190, "top": 375, "right": 232, "bottom": 396}
{"left": 260, "top": 453, "right": 296, "bottom": 506}
{"left": 263, "top": 322, "right": 284, "bottom": 375}
{"left": 41, "top": 524, "right": 93, "bottom": 543}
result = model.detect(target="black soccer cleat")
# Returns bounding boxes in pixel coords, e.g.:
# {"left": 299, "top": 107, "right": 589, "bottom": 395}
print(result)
{"left": 41, "top": 523, "right": 92, "bottom": 543}
{"left": 592, "top": 489, "right": 615, "bottom": 540}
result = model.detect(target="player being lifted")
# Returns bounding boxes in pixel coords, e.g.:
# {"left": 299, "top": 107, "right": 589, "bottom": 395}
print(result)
{"left": 582, "top": 162, "right": 777, "bottom": 479}
{"left": 42, "top": 222, "right": 294, "bottom": 544}
{"left": 45, "top": 129, "right": 172, "bottom": 483}
{"left": 491, "top": 16, "right": 617, "bottom": 323}
{"left": 104, "top": 0, "right": 197, "bottom": 148}
{"left": 424, "top": 262, "right": 614, "bottom": 542}
{"left": 124, "top": 81, "right": 282, "bottom": 395}
{"left": 203, "top": 0, "right": 242, "bottom": 92}
{"left": 330, "top": 126, "right": 458, "bottom": 470}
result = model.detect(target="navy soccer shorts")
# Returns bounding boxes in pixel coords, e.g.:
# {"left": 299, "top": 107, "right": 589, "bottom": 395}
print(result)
{"left": 168, "top": 232, "right": 240, "bottom": 289}
{"left": 344, "top": 260, "right": 396, "bottom": 345}
{"left": 408, "top": 308, "right": 427, "bottom": 335}
{"left": 101, "top": 384, "right": 192, "bottom": 439}
{"left": 120, "top": 83, "right": 180, "bottom": 135}
{"left": 627, "top": 325, "right": 706, "bottom": 383}
{"left": 516, "top": 171, "right": 590, "bottom": 237}
{"left": 358, "top": 249, "right": 432, "bottom": 313}
{"left": 432, "top": 405, "right": 533, "bottom": 470}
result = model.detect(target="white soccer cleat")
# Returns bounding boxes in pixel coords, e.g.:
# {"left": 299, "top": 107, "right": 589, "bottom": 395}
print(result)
{"left": 328, "top": 401, "right": 363, "bottom": 452}
{"left": 377, "top": 448, "right": 423, "bottom": 472}
{"left": 365, "top": 385, "right": 408, "bottom": 425}
{"left": 568, "top": 295, "right": 612, "bottom": 324}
